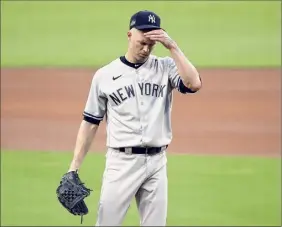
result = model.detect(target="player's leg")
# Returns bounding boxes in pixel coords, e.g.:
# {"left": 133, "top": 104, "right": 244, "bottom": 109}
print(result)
{"left": 135, "top": 152, "right": 168, "bottom": 226}
{"left": 95, "top": 148, "right": 145, "bottom": 226}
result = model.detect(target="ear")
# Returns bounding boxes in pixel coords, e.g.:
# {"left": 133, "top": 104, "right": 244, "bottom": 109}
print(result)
{"left": 127, "top": 31, "right": 132, "bottom": 38}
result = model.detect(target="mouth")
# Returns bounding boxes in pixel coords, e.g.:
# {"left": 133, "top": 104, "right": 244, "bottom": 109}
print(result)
{"left": 140, "top": 54, "right": 148, "bottom": 58}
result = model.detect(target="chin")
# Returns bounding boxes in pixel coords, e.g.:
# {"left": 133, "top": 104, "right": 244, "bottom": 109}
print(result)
{"left": 137, "top": 55, "right": 149, "bottom": 62}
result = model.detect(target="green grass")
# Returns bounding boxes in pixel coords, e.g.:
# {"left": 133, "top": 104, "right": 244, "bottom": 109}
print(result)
{"left": 1, "top": 150, "right": 281, "bottom": 226}
{"left": 1, "top": 1, "right": 281, "bottom": 67}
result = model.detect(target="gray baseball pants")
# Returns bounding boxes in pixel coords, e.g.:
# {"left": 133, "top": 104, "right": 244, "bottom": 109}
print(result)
{"left": 95, "top": 147, "right": 168, "bottom": 226}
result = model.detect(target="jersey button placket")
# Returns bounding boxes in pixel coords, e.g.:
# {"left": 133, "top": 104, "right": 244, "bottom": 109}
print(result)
{"left": 135, "top": 69, "right": 144, "bottom": 143}
{"left": 140, "top": 77, "right": 144, "bottom": 106}
{"left": 137, "top": 69, "right": 147, "bottom": 146}
{"left": 139, "top": 97, "right": 144, "bottom": 128}
{"left": 139, "top": 91, "right": 145, "bottom": 145}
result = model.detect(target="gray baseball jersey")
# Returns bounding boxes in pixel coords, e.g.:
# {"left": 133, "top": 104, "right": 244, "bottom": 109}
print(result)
{"left": 83, "top": 55, "right": 196, "bottom": 148}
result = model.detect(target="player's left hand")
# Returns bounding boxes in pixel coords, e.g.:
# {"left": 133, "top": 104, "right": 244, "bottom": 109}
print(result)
{"left": 56, "top": 171, "right": 92, "bottom": 223}
{"left": 144, "top": 29, "right": 177, "bottom": 50}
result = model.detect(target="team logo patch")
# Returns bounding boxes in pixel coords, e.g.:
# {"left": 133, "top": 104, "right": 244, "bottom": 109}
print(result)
{"left": 130, "top": 19, "right": 136, "bottom": 27}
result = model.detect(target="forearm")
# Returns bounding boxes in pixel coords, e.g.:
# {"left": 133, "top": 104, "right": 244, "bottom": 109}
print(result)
{"left": 68, "top": 120, "right": 99, "bottom": 172}
{"left": 169, "top": 44, "right": 202, "bottom": 91}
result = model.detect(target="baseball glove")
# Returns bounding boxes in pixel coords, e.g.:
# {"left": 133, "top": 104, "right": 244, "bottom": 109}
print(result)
{"left": 56, "top": 171, "right": 92, "bottom": 223}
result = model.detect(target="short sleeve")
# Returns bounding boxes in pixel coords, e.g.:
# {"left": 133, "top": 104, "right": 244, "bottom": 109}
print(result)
{"left": 166, "top": 57, "right": 199, "bottom": 94}
{"left": 83, "top": 71, "right": 107, "bottom": 125}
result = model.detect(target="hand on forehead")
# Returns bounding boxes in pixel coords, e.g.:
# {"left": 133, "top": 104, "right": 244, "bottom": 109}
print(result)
{"left": 131, "top": 28, "right": 156, "bottom": 44}
{"left": 144, "top": 29, "right": 163, "bottom": 35}
{"left": 142, "top": 34, "right": 156, "bottom": 45}
{"left": 142, "top": 29, "right": 165, "bottom": 42}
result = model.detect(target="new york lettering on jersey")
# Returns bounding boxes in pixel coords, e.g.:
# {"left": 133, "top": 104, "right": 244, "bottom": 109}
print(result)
{"left": 103, "top": 55, "right": 169, "bottom": 107}
{"left": 109, "top": 82, "right": 166, "bottom": 105}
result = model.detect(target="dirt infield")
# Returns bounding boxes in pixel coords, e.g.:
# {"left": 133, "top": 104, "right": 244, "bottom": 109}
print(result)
{"left": 1, "top": 68, "right": 281, "bottom": 157}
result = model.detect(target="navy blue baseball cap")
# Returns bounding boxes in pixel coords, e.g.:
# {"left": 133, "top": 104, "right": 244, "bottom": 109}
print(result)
{"left": 129, "top": 10, "right": 162, "bottom": 31}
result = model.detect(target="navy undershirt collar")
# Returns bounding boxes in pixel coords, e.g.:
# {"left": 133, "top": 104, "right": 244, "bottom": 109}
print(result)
{"left": 120, "top": 56, "right": 145, "bottom": 69}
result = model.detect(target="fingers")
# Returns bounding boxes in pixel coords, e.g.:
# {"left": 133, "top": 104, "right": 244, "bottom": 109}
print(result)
{"left": 144, "top": 30, "right": 173, "bottom": 49}
{"left": 145, "top": 34, "right": 163, "bottom": 40}
{"left": 144, "top": 29, "right": 164, "bottom": 36}
{"left": 144, "top": 29, "right": 168, "bottom": 43}
{"left": 144, "top": 31, "right": 165, "bottom": 41}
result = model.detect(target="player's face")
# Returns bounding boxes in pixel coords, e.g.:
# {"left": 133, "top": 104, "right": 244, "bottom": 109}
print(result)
{"left": 128, "top": 29, "right": 156, "bottom": 63}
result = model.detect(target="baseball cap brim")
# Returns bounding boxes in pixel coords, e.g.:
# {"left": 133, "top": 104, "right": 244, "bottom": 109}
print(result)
{"left": 134, "top": 25, "right": 162, "bottom": 31}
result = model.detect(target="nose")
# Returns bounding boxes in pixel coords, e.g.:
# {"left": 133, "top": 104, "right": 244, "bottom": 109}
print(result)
{"left": 143, "top": 45, "right": 150, "bottom": 53}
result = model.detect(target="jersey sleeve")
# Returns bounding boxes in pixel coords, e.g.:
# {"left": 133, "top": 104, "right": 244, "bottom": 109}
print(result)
{"left": 166, "top": 57, "right": 199, "bottom": 94}
{"left": 83, "top": 71, "right": 107, "bottom": 125}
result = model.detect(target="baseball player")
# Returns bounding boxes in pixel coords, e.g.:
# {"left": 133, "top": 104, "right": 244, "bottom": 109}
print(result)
{"left": 67, "top": 10, "right": 202, "bottom": 226}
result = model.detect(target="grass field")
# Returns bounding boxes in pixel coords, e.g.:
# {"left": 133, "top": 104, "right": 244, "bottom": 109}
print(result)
{"left": 1, "top": 1, "right": 281, "bottom": 67}
{"left": 1, "top": 151, "right": 281, "bottom": 226}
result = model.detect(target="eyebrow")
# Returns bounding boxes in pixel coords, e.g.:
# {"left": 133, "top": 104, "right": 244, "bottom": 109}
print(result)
{"left": 139, "top": 40, "right": 155, "bottom": 45}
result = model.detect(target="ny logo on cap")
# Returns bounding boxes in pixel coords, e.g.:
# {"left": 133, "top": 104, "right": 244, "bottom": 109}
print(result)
{"left": 148, "top": 14, "right": 156, "bottom": 24}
